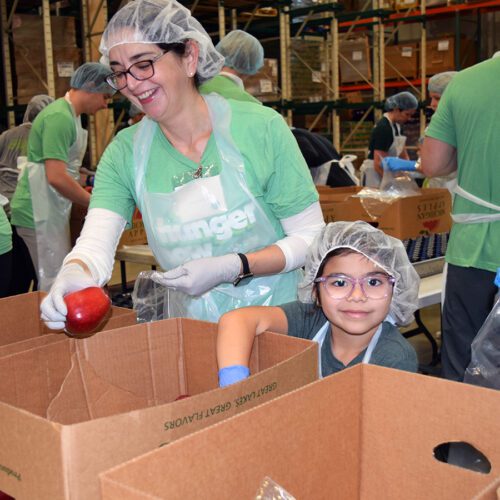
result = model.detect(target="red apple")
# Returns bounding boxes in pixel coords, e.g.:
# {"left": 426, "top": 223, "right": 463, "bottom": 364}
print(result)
{"left": 64, "top": 287, "right": 111, "bottom": 338}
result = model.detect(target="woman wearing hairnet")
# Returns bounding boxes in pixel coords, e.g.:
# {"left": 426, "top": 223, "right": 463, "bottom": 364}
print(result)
{"left": 217, "top": 221, "right": 420, "bottom": 386}
{"left": 40, "top": 0, "right": 324, "bottom": 328}
{"left": 10, "top": 62, "right": 114, "bottom": 292}
{"left": 0, "top": 94, "right": 54, "bottom": 295}
{"left": 360, "top": 91, "right": 418, "bottom": 187}
{"left": 200, "top": 30, "right": 264, "bottom": 104}
{"left": 382, "top": 72, "right": 457, "bottom": 192}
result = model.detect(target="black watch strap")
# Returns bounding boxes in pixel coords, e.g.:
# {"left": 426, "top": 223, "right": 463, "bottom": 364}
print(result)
{"left": 237, "top": 253, "right": 250, "bottom": 275}
{"left": 233, "top": 253, "right": 253, "bottom": 286}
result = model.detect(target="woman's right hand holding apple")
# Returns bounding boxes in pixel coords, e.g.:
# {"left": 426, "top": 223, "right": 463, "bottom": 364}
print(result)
{"left": 40, "top": 263, "right": 98, "bottom": 330}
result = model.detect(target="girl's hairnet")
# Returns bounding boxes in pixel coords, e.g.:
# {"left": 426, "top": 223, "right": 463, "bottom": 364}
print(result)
{"left": 298, "top": 221, "right": 420, "bottom": 326}
{"left": 23, "top": 94, "right": 54, "bottom": 123}
{"left": 99, "top": 0, "right": 224, "bottom": 83}
{"left": 70, "top": 62, "right": 115, "bottom": 94}
{"left": 216, "top": 30, "right": 264, "bottom": 75}
{"left": 384, "top": 91, "right": 418, "bottom": 111}
{"left": 428, "top": 71, "right": 457, "bottom": 96}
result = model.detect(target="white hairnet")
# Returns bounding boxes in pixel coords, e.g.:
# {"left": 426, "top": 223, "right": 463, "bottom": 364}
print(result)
{"left": 216, "top": 30, "right": 264, "bottom": 75}
{"left": 23, "top": 94, "right": 54, "bottom": 123}
{"left": 298, "top": 221, "right": 420, "bottom": 326}
{"left": 385, "top": 91, "right": 418, "bottom": 111}
{"left": 70, "top": 62, "right": 115, "bottom": 94}
{"left": 428, "top": 71, "right": 457, "bottom": 96}
{"left": 99, "top": 0, "right": 224, "bottom": 83}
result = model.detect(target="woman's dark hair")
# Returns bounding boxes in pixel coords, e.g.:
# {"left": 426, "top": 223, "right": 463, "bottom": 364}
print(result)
{"left": 312, "top": 247, "right": 358, "bottom": 309}
{"left": 157, "top": 42, "right": 201, "bottom": 87}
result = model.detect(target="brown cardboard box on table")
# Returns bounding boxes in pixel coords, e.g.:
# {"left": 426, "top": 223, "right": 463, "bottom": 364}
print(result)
{"left": 0, "top": 318, "right": 318, "bottom": 500}
{"left": 0, "top": 291, "right": 136, "bottom": 357}
{"left": 99, "top": 364, "right": 500, "bottom": 500}
{"left": 319, "top": 186, "right": 452, "bottom": 239}
{"left": 70, "top": 205, "right": 146, "bottom": 248}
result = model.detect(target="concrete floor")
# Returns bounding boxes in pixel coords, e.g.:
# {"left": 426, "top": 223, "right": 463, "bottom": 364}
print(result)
{"left": 109, "top": 260, "right": 443, "bottom": 373}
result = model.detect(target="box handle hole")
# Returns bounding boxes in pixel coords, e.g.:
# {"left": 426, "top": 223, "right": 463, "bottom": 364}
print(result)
{"left": 433, "top": 442, "right": 491, "bottom": 474}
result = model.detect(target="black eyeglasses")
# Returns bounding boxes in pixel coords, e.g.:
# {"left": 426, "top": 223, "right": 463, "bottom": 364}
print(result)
{"left": 106, "top": 51, "right": 167, "bottom": 91}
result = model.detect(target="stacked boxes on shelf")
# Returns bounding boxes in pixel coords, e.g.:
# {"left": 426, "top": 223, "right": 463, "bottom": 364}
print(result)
{"left": 339, "top": 35, "right": 372, "bottom": 84}
{"left": 245, "top": 58, "right": 281, "bottom": 103}
{"left": 290, "top": 38, "right": 328, "bottom": 102}
{"left": 12, "top": 14, "right": 82, "bottom": 103}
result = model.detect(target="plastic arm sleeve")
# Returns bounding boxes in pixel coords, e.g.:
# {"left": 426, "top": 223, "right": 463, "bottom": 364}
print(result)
{"left": 275, "top": 201, "right": 326, "bottom": 273}
{"left": 62, "top": 207, "right": 127, "bottom": 286}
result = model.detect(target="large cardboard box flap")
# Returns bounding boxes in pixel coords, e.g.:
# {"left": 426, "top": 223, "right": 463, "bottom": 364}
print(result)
{"left": 100, "top": 365, "right": 500, "bottom": 499}
{"left": 0, "top": 291, "right": 136, "bottom": 356}
{"left": 0, "top": 318, "right": 317, "bottom": 499}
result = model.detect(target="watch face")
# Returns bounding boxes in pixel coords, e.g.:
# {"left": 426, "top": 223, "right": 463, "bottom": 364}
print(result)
{"left": 234, "top": 273, "right": 254, "bottom": 287}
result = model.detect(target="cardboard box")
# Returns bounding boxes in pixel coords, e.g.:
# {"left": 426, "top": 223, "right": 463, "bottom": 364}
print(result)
{"left": 70, "top": 205, "right": 147, "bottom": 248}
{"left": 339, "top": 36, "right": 372, "bottom": 84}
{"left": 384, "top": 43, "right": 418, "bottom": 80}
{"left": 0, "top": 318, "right": 318, "bottom": 500}
{"left": 424, "top": 37, "right": 475, "bottom": 75}
{"left": 99, "top": 364, "right": 500, "bottom": 499}
{"left": 244, "top": 58, "right": 280, "bottom": 103}
{"left": 319, "top": 186, "right": 452, "bottom": 239}
{"left": 0, "top": 291, "right": 136, "bottom": 357}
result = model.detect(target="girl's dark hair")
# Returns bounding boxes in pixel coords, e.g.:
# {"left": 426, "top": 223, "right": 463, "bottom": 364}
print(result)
{"left": 157, "top": 42, "right": 201, "bottom": 87}
{"left": 312, "top": 247, "right": 358, "bottom": 309}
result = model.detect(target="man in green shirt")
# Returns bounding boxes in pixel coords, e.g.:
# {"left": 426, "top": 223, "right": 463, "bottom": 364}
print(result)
{"left": 10, "top": 62, "right": 114, "bottom": 291}
{"left": 200, "top": 30, "right": 263, "bottom": 104}
{"left": 421, "top": 57, "right": 500, "bottom": 381}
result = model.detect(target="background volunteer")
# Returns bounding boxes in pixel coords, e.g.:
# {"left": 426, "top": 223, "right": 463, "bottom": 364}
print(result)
{"left": 421, "top": 56, "right": 500, "bottom": 381}
{"left": 0, "top": 94, "right": 54, "bottom": 295}
{"left": 200, "top": 29, "right": 264, "bottom": 104}
{"left": 361, "top": 91, "right": 418, "bottom": 187}
{"left": 40, "top": 0, "right": 325, "bottom": 329}
{"left": 0, "top": 200, "right": 12, "bottom": 297}
{"left": 10, "top": 63, "right": 114, "bottom": 291}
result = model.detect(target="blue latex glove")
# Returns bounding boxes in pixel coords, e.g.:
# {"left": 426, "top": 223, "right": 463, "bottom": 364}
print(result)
{"left": 218, "top": 365, "right": 250, "bottom": 387}
{"left": 382, "top": 157, "right": 417, "bottom": 172}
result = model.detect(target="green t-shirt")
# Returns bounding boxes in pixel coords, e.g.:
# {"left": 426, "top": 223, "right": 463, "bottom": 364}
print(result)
{"left": 0, "top": 205, "right": 12, "bottom": 255}
{"left": 10, "top": 98, "right": 76, "bottom": 229}
{"left": 200, "top": 75, "right": 262, "bottom": 105}
{"left": 426, "top": 58, "right": 500, "bottom": 273}
{"left": 280, "top": 301, "right": 418, "bottom": 376}
{"left": 90, "top": 99, "right": 318, "bottom": 238}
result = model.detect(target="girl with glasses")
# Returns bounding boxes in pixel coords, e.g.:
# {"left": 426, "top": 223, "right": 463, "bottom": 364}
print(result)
{"left": 217, "top": 221, "right": 420, "bottom": 386}
{"left": 40, "top": 0, "right": 325, "bottom": 329}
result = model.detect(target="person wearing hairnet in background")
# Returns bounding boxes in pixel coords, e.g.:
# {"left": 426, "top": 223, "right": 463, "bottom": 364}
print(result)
{"left": 0, "top": 94, "right": 54, "bottom": 295}
{"left": 382, "top": 72, "right": 458, "bottom": 193}
{"left": 360, "top": 91, "right": 418, "bottom": 187}
{"left": 40, "top": 0, "right": 324, "bottom": 329}
{"left": 10, "top": 63, "right": 114, "bottom": 291}
{"left": 200, "top": 30, "right": 264, "bottom": 104}
{"left": 217, "top": 221, "right": 420, "bottom": 386}
{"left": 0, "top": 95, "right": 54, "bottom": 213}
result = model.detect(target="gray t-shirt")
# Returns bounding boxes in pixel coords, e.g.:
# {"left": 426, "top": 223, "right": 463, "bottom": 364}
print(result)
{"left": 280, "top": 301, "right": 418, "bottom": 377}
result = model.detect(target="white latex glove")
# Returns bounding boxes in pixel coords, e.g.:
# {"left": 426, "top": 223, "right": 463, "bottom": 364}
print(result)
{"left": 151, "top": 254, "right": 241, "bottom": 296}
{"left": 40, "top": 263, "right": 98, "bottom": 330}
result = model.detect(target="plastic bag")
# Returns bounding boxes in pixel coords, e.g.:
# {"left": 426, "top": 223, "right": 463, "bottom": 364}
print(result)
{"left": 255, "top": 477, "right": 296, "bottom": 500}
{"left": 463, "top": 270, "right": 500, "bottom": 390}
{"left": 132, "top": 271, "right": 170, "bottom": 323}
{"left": 379, "top": 167, "right": 420, "bottom": 198}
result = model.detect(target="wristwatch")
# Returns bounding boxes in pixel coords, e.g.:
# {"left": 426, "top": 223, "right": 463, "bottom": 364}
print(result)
{"left": 233, "top": 253, "right": 254, "bottom": 287}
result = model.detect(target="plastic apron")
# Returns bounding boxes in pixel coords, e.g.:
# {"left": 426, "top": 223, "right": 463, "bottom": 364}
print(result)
{"left": 26, "top": 93, "right": 87, "bottom": 291}
{"left": 312, "top": 321, "right": 383, "bottom": 378}
{"left": 133, "top": 93, "right": 301, "bottom": 322}
{"left": 360, "top": 114, "right": 406, "bottom": 187}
